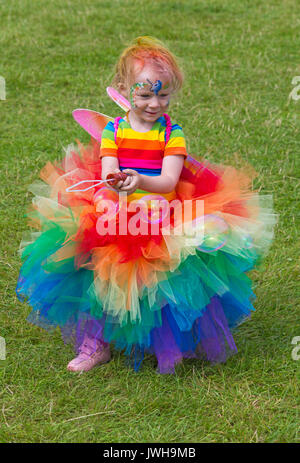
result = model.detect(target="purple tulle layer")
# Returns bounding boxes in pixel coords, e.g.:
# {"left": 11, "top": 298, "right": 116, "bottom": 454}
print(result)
{"left": 44, "top": 296, "right": 244, "bottom": 374}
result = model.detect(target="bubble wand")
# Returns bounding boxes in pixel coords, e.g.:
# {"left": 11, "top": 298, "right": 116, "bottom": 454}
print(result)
{"left": 66, "top": 172, "right": 128, "bottom": 193}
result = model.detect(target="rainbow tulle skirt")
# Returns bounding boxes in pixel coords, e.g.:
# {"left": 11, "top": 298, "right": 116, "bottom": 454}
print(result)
{"left": 16, "top": 140, "right": 276, "bottom": 373}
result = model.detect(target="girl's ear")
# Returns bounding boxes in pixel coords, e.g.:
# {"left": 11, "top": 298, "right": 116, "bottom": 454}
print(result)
{"left": 118, "top": 83, "right": 128, "bottom": 98}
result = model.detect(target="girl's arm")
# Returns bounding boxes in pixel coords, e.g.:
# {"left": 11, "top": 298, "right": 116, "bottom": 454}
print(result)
{"left": 101, "top": 156, "right": 130, "bottom": 190}
{"left": 140, "top": 155, "right": 185, "bottom": 193}
{"left": 101, "top": 156, "right": 119, "bottom": 180}
{"left": 121, "top": 155, "right": 185, "bottom": 194}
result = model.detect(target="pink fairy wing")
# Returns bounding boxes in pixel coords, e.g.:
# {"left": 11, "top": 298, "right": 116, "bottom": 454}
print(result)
{"left": 106, "top": 87, "right": 131, "bottom": 112}
{"left": 72, "top": 109, "right": 113, "bottom": 142}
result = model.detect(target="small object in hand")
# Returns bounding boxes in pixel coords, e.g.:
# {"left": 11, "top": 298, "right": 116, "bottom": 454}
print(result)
{"left": 106, "top": 172, "right": 128, "bottom": 186}
{"left": 65, "top": 172, "right": 128, "bottom": 193}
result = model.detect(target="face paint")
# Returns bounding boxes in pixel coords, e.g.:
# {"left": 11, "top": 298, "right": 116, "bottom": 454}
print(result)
{"left": 146, "top": 79, "right": 162, "bottom": 95}
{"left": 129, "top": 80, "right": 170, "bottom": 107}
{"left": 130, "top": 82, "right": 148, "bottom": 108}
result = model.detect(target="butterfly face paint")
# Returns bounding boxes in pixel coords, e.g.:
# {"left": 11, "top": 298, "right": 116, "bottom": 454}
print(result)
{"left": 147, "top": 79, "right": 162, "bottom": 95}
{"left": 130, "top": 80, "right": 170, "bottom": 108}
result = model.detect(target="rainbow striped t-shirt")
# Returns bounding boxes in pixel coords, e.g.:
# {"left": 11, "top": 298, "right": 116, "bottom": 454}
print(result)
{"left": 100, "top": 116, "right": 187, "bottom": 201}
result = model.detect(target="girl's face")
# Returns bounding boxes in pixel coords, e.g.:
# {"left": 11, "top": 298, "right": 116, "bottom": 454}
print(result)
{"left": 126, "top": 64, "right": 172, "bottom": 124}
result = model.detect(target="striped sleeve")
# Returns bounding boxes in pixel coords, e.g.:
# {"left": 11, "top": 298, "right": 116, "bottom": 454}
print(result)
{"left": 164, "top": 124, "right": 187, "bottom": 158}
{"left": 100, "top": 121, "right": 118, "bottom": 158}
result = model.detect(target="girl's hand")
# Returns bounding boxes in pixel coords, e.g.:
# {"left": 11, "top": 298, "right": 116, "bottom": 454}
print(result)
{"left": 108, "top": 168, "right": 126, "bottom": 191}
{"left": 119, "top": 169, "right": 141, "bottom": 195}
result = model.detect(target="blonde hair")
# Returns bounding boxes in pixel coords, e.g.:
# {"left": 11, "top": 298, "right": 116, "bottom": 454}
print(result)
{"left": 112, "top": 36, "right": 184, "bottom": 93}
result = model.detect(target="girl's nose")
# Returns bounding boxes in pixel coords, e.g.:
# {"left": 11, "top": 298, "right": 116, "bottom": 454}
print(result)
{"left": 148, "top": 96, "right": 160, "bottom": 108}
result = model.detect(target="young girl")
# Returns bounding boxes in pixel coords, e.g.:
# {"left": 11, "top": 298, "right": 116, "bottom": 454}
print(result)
{"left": 16, "top": 37, "right": 275, "bottom": 374}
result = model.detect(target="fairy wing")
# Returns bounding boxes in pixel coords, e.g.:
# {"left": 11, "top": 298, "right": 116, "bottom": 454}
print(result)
{"left": 106, "top": 87, "right": 131, "bottom": 112}
{"left": 72, "top": 89, "right": 130, "bottom": 142}
{"left": 72, "top": 109, "right": 113, "bottom": 142}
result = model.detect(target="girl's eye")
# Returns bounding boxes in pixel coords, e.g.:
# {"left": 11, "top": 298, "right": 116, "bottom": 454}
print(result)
{"left": 140, "top": 94, "right": 151, "bottom": 98}
{"left": 159, "top": 94, "right": 168, "bottom": 97}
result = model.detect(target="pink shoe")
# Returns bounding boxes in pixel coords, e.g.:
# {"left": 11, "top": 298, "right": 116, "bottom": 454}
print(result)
{"left": 67, "top": 336, "right": 111, "bottom": 372}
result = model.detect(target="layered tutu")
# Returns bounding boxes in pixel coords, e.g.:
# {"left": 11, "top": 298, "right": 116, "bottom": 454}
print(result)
{"left": 16, "top": 139, "right": 276, "bottom": 373}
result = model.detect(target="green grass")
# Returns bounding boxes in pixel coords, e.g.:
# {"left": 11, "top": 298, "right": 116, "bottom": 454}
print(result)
{"left": 0, "top": 0, "right": 299, "bottom": 443}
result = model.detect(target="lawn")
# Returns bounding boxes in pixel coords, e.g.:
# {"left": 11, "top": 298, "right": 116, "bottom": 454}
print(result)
{"left": 0, "top": 0, "right": 299, "bottom": 443}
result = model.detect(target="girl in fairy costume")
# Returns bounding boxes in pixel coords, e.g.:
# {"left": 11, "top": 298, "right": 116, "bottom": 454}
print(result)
{"left": 16, "top": 36, "right": 275, "bottom": 374}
